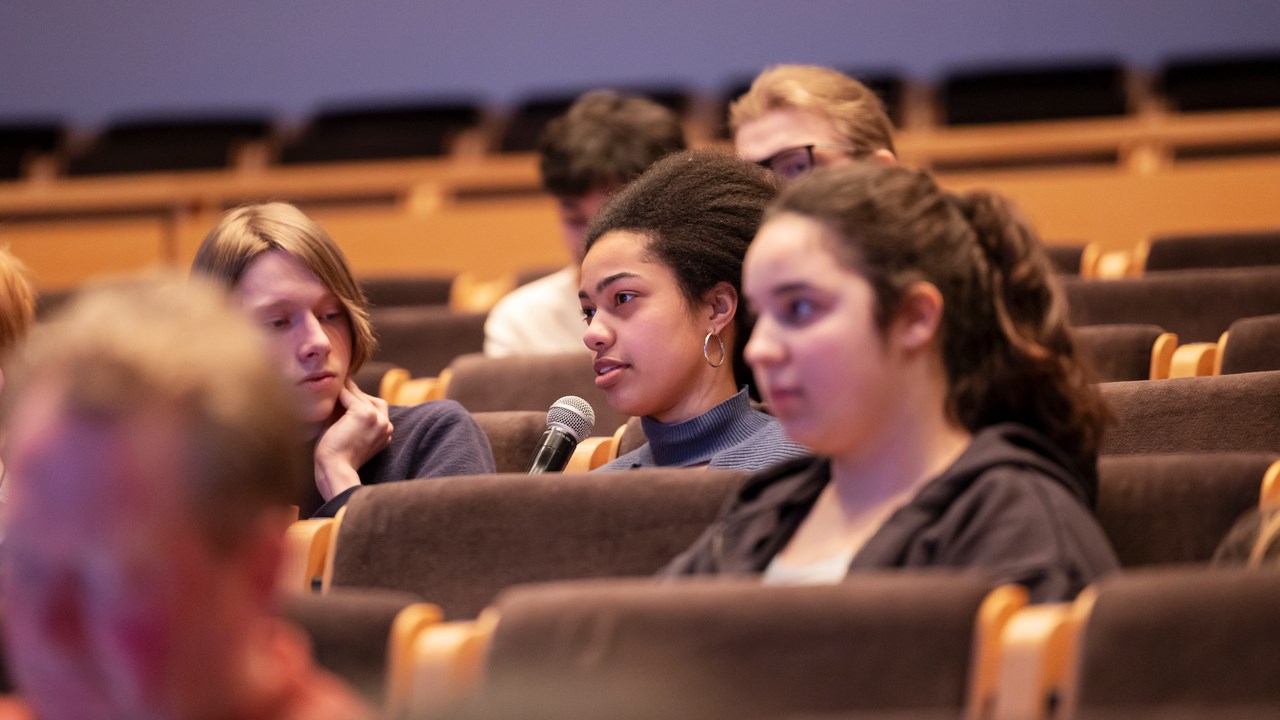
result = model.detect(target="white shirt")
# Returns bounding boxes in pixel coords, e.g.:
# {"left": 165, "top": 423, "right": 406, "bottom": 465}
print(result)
{"left": 484, "top": 266, "right": 591, "bottom": 357}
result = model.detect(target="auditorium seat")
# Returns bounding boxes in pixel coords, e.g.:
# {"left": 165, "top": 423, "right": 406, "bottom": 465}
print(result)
{"left": 1159, "top": 53, "right": 1280, "bottom": 113}
{"left": 322, "top": 469, "right": 745, "bottom": 619}
{"left": 282, "top": 589, "right": 430, "bottom": 707}
{"left": 1137, "top": 230, "right": 1280, "bottom": 273}
{"left": 941, "top": 61, "right": 1129, "bottom": 125}
{"left": 352, "top": 359, "right": 401, "bottom": 398}
{"left": 0, "top": 121, "right": 62, "bottom": 180}
{"left": 369, "top": 306, "right": 487, "bottom": 377}
{"left": 360, "top": 274, "right": 454, "bottom": 308}
{"left": 1045, "top": 242, "right": 1100, "bottom": 276}
{"left": 469, "top": 411, "right": 548, "bottom": 473}
{"left": 1094, "top": 453, "right": 1279, "bottom": 567}
{"left": 412, "top": 575, "right": 1022, "bottom": 720}
{"left": 1218, "top": 313, "right": 1280, "bottom": 375}
{"left": 1100, "top": 370, "right": 1280, "bottom": 455}
{"left": 496, "top": 93, "right": 579, "bottom": 153}
{"left": 1058, "top": 568, "right": 1280, "bottom": 720}
{"left": 441, "top": 351, "right": 630, "bottom": 431}
{"left": 1062, "top": 266, "right": 1280, "bottom": 342}
{"left": 64, "top": 114, "right": 270, "bottom": 175}
{"left": 279, "top": 100, "right": 481, "bottom": 164}
{"left": 1073, "top": 325, "right": 1175, "bottom": 381}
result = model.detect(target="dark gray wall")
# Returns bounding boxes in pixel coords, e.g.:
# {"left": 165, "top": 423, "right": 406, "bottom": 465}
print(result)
{"left": 1, "top": 0, "right": 1277, "bottom": 127}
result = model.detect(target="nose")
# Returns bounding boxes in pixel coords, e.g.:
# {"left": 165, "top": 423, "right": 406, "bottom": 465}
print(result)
{"left": 582, "top": 313, "right": 614, "bottom": 352}
{"left": 297, "top": 312, "right": 332, "bottom": 362}
{"left": 743, "top": 316, "right": 784, "bottom": 370}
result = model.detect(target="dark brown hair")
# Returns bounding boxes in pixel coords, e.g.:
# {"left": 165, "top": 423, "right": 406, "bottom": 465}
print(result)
{"left": 771, "top": 164, "right": 1107, "bottom": 493}
{"left": 585, "top": 149, "right": 783, "bottom": 393}
{"left": 539, "top": 90, "right": 687, "bottom": 197}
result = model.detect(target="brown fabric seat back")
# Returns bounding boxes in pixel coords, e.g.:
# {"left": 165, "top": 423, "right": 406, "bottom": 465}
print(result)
{"left": 1144, "top": 231, "right": 1280, "bottom": 273}
{"left": 1096, "top": 453, "right": 1277, "bottom": 567}
{"left": 370, "top": 306, "right": 486, "bottom": 377}
{"left": 329, "top": 470, "right": 744, "bottom": 620}
{"left": 1100, "top": 371, "right": 1280, "bottom": 455}
{"left": 1071, "top": 568, "right": 1280, "bottom": 719}
{"left": 443, "top": 352, "right": 630, "bottom": 431}
{"left": 281, "top": 588, "right": 422, "bottom": 707}
{"left": 472, "top": 574, "right": 997, "bottom": 720}
{"left": 360, "top": 275, "right": 453, "bottom": 308}
{"left": 1062, "top": 266, "right": 1280, "bottom": 342}
{"left": 1045, "top": 243, "right": 1087, "bottom": 274}
{"left": 1075, "top": 324, "right": 1166, "bottom": 382}
{"left": 1220, "top": 313, "right": 1280, "bottom": 375}
{"left": 470, "top": 410, "right": 547, "bottom": 473}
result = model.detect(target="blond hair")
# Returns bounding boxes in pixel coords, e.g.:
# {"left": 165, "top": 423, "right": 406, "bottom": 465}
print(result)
{"left": 191, "top": 202, "right": 375, "bottom": 373}
{"left": 0, "top": 247, "right": 35, "bottom": 359}
{"left": 4, "top": 272, "right": 302, "bottom": 552}
{"left": 730, "top": 65, "right": 896, "bottom": 158}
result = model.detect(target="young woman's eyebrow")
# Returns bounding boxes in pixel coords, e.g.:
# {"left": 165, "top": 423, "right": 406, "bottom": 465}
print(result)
{"left": 579, "top": 271, "right": 641, "bottom": 299}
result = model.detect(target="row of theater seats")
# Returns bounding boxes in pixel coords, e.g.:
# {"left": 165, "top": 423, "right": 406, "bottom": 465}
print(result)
{"left": 2, "top": 53, "right": 1276, "bottom": 179}
{"left": 1057, "top": 229, "right": 1280, "bottom": 278}
{"left": 275, "top": 449, "right": 1280, "bottom": 718}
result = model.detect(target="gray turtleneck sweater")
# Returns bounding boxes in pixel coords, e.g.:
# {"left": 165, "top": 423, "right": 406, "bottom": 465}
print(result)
{"left": 598, "top": 388, "right": 810, "bottom": 473}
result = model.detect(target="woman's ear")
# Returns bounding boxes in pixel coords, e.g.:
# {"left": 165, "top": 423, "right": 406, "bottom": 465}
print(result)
{"left": 702, "top": 282, "right": 739, "bottom": 335}
{"left": 891, "top": 281, "right": 943, "bottom": 352}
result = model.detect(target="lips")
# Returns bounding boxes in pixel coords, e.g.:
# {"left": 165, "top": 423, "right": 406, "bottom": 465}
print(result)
{"left": 300, "top": 371, "right": 337, "bottom": 387}
{"left": 593, "top": 357, "right": 629, "bottom": 390}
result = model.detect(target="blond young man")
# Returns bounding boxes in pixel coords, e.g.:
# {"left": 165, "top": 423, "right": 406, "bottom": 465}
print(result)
{"left": 732, "top": 64, "right": 897, "bottom": 179}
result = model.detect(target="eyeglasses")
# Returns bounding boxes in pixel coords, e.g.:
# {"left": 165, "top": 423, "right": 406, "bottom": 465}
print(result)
{"left": 754, "top": 144, "right": 860, "bottom": 179}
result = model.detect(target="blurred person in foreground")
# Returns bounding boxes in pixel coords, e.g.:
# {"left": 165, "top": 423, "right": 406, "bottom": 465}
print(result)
{"left": 0, "top": 247, "right": 36, "bottom": 512}
{"left": 0, "top": 274, "right": 370, "bottom": 720}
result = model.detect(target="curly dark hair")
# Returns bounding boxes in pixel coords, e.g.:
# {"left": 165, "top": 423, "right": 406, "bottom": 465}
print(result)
{"left": 770, "top": 163, "right": 1108, "bottom": 499}
{"left": 585, "top": 149, "right": 783, "bottom": 394}
{"left": 539, "top": 90, "right": 687, "bottom": 197}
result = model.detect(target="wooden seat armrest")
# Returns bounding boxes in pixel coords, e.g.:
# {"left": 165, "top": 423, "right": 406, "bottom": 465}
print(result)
{"left": 379, "top": 367, "right": 412, "bottom": 404}
{"left": 989, "top": 603, "right": 1075, "bottom": 720}
{"left": 565, "top": 435, "right": 617, "bottom": 472}
{"left": 1149, "top": 332, "right": 1179, "bottom": 380}
{"left": 1168, "top": 342, "right": 1218, "bottom": 378}
{"left": 968, "top": 584, "right": 1028, "bottom": 720}
{"left": 384, "top": 603, "right": 444, "bottom": 719}
{"left": 393, "top": 369, "right": 451, "bottom": 405}
{"left": 1260, "top": 460, "right": 1280, "bottom": 509}
{"left": 277, "top": 518, "right": 335, "bottom": 594}
{"left": 403, "top": 609, "right": 500, "bottom": 720}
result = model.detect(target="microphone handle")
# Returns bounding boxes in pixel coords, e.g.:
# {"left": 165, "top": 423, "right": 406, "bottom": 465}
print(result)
{"left": 527, "top": 426, "right": 578, "bottom": 474}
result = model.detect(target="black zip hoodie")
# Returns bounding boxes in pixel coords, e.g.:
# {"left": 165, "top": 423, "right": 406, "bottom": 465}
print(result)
{"left": 660, "top": 423, "right": 1119, "bottom": 603}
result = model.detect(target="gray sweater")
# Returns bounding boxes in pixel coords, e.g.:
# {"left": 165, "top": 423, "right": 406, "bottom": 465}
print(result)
{"left": 599, "top": 388, "right": 809, "bottom": 473}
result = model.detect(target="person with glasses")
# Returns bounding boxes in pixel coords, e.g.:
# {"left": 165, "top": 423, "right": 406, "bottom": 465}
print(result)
{"left": 732, "top": 65, "right": 897, "bottom": 179}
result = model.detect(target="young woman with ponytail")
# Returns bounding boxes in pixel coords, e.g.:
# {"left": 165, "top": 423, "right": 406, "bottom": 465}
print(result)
{"left": 662, "top": 163, "right": 1118, "bottom": 602}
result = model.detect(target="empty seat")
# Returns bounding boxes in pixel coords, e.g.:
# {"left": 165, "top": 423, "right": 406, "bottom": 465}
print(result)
{"left": 941, "top": 61, "right": 1128, "bottom": 125}
{"left": 64, "top": 114, "right": 270, "bottom": 175}
{"left": 282, "top": 588, "right": 426, "bottom": 706}
{"left": 325, "top": 469, "right": 744, "bottom": 619}
{"left": 279, "top": 100, "right": 481, "bottom": 164}
{"left": 1062, "top": 266, "right": 1280, "bottom": 343}
{"left": 360, "top": 274, "right": 454, "bottom": 308}
{"left": 1074, "top": 325, "right": 1174, "bottom": 382}
{"left": 1140, "top": 230, "right": 1280, "bottom": 273}
{"left": 462, "top": 575, "right": 1018, "bottom": 720}
{"left": 370, "top": 306, "right": 486, "bottom": 377}
{"left": 443, "top": 351, "right": 629, "bottom": 431}
{"left": 1060, "top": 568, "right": 1280, "bottom": 720}
{"left": 1045, "top": 243, "right": 1095, "bottom": 276}
{"left": 497, "top": 93, "right": 579, "bottom": 153}
{"left": 0, "top": 121, "right": 62, "bottom": 180}
{"left": 1095, "top": 453, "right": 1277, "bottom": 567}
{"left": 1219, "top": 313, "right": 1280, "bottom": 375}
{"left": 1100, "top": 370, "right": 1280, "bottom": 455}
{"left": 1160, "top": 53, "right": 1280, "bottom": 113}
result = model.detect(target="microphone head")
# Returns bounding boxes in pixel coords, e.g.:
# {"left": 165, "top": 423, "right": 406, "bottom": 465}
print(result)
{"left": 547, "top": 396, "right": 596, "bottom": 442}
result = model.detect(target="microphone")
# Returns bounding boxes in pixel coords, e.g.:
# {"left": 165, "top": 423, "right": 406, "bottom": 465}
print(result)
{"left": 527, "top": 396, "right": 596, "bottom": 474}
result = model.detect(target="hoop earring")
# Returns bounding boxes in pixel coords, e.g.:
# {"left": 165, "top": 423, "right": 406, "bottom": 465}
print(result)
{"left": 703, "top": 331, "right": 726, "bottom": 368}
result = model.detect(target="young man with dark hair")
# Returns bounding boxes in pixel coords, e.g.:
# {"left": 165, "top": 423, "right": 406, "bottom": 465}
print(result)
{"left": 484, "top": 90, "right": 686, "bottom": 357}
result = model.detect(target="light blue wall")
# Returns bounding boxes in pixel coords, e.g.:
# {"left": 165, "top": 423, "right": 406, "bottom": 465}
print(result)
{"left": 1, "top": 0, "right": 1277, "bottom": 127}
